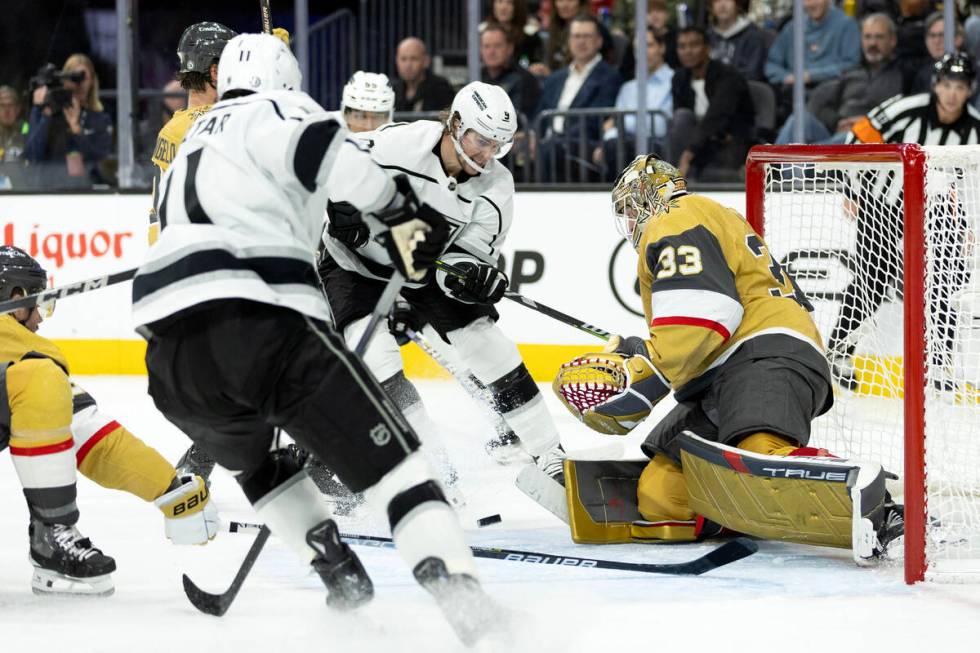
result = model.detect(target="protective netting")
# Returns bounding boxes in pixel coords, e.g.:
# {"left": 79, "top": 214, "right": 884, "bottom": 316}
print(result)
{"left": 758, "top": 147, "right": 980, "bottom": 581}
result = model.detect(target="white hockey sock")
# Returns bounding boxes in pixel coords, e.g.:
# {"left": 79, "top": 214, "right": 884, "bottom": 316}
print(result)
{"left": 365, "top": 452, "right": 477, "bottom": 577}
{"left": 253, "top": 470, "right": 333, "bottom": 563}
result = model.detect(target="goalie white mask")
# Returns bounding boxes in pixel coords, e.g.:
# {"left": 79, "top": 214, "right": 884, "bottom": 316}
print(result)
{"left": 217, "top": 33, "right": 302, "bottom": 99}
{"left": 341, "top": 71, "right": 395, "bottom": 119}
{"left": 447, "top": 81, "right": 516, "bottom": 174}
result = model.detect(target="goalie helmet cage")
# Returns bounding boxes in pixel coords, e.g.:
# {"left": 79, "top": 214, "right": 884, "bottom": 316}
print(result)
{"left": 745, "top": 144, "right": 980, "bottom": 585}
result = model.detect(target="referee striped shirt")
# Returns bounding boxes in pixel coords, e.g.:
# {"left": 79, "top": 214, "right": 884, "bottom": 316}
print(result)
{"left": 845, "top": 93, "right": 980, "bottom": 202}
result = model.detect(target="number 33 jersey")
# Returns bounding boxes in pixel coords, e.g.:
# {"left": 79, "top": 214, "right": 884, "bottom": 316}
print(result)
{"left": 635, "top": 193, "right": 827, "bottom": 397}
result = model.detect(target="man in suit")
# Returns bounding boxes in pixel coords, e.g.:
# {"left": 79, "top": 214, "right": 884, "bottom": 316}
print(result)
{"left": 668, "top": 26, "right": 755, "bottom": 181}
{"left": 534, "top": 14, "right": 622, "bottom": 182}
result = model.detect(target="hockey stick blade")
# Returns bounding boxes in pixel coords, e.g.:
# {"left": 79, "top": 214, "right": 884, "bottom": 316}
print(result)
{"left": 182, "top": 525, "right": 271, "bottom": 616}
{"left": 219, "top": 523, "right": 756, "bottom": 576}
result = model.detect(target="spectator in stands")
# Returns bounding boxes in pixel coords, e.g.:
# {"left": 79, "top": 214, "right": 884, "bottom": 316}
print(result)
{"left": 708, "top": 0, "right": 767, "bottom": 81}
{"left": 392, "top": 37, "right": 455, "bottom": 113}
{"left": 482, "top": 0, "right": 544, "bottom": 69}
{"left": 0, "top": 85, "right": 26, "bottom": 163}
{"left": 668, "top": 26, "right": 755, "bottom": 180}
{"left": 534, "top": 13, "right": 622, "bottom": 181}
{"left": 481, "top": 23, "right": 542, "bottom": 117}
{"left": 909, "top": 12, "right": 965, "bottom": 94}
{"left": 648, "top": 0, "right": 680, "bottom": 69}
{"left": 25, "top": 53, "right": 112, "bottom": 189}
{"left": 537, "top": 0, "right": 591, "bottom": 75}
{"left": 765, "top": 0, "right": 861, "bottom": 113}
{"left": 776, "top": 13, "right": 903, "bottom": 144}
{"left": 894, "top": 0, "right": 934, "bottom": 66}
{"left": 0, "top": 85, "right": 28, "bottom": 189}
{"left": 594, "top": 27, "right": 673, "bottom": 180}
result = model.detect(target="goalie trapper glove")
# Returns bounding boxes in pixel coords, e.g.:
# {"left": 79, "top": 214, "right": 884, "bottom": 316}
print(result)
{"left": 444, "top": 261, "right": 509, "bottom": 304}
{"left": 326, "top": 199, "right": 370, "bottom": 249}
{"left": 388, "top": 299, "right": 424, "bottom": 346}
{"left": 553, "top": 350, "right": 669, "bottom": 435}
{"left": 372, "top": 175, "right": 449, "bottom": 281}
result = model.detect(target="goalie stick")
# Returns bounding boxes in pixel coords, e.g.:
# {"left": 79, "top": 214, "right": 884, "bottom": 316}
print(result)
{"left": 0, "top": 267, "right": 136, "bottom": 316}
{"left": 434, "top": 260, "right": 612, "bottom": 341}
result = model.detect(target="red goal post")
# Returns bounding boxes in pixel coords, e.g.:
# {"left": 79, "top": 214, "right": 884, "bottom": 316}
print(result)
{"left": 746, "top": 144, "right": 932, "bottom": 584}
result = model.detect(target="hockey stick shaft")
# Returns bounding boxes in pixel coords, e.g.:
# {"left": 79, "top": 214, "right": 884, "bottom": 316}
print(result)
{"left": 259, "top": 0, "right": 272, "bottom": 33}
{"left": 222, "top": 521, "right": 757, "bottom": 576}
{"left": 354, "top": 271, "right": 405, "bottom": 356}
{"left": 0, "top": 267, "right": 137, "bottom": 316}
{"left": 405, "top": 326, "right": 508, "bottom": 425}
{"left": 182, "top": 525, "right": 271, "bottom": 616}
{"left": 434, "top": 260, "right": 612, "bottom": 341}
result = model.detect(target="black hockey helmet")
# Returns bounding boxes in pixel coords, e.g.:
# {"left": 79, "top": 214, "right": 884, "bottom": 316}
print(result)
{"left": 932, "top": 52, "right": 977, "bottom": 90}
{"left": 0, "top": 245, "right": 53, "bottom": 320}
{"left": 177, "top": 22, "right": 237, "bottom": 74}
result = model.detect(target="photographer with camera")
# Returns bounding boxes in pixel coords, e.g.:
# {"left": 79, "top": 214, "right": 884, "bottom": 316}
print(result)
{"left": 24, "top": 54, "right": 112, "bottom": 189}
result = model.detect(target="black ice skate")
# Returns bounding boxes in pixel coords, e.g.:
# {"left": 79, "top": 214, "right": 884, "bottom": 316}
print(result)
{"left": 413, "top": 557, "right": 504, "bottom": 647}
{"left": 29, "top": 520, "right": 116, "bottom": 596}
{"left": 175, "top": 443, "right": 216, "bottom": 482}
{"left": 306, "top": 519, "right": 373, "bottom": 610}
{"left": 875, "top": 501, "right": 905, "bottom": 558}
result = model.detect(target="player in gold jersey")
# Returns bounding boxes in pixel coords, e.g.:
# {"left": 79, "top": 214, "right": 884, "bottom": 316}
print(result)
{"left": 150, "top": 23, "right": 289, "bottom": 243}
{"left": 553, "top": 156, "right": 904, "bottom": 558}
{"left": 0, "top": 247, "right": 218, "bottom": 595}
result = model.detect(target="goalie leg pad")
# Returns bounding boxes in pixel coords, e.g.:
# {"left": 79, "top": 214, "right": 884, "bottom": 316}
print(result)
{"left": 677, "top": 431, "right": 887, "bottom": 549}
{"left": 637, "top": 455, "right": 697, "bottom": 523}
{"left": 565, "top": 459, "right": 701, "bottom": 543}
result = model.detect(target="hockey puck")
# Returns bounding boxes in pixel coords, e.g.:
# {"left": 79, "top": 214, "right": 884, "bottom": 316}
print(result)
{"left": 477, "top": 514, "right": 502, "bottom": 528}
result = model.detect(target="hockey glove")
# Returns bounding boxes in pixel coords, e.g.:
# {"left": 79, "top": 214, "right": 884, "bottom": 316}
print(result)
{"left": 326, "top": 199, "right": 370, "bottom": 249}
{"left": 388, "top": 299, "right": 425, "bottom": 346}
{"left": 373, "top": 175, "right": 450, "bottom": 281}
{"left": 553, "top": 352, "right": 669, "bottom": 435}
{"left": 443, "top": 261, "right": 509, "bottom": 304}
{"left": 154, "top": 474, "right": 220, "bottom": 545}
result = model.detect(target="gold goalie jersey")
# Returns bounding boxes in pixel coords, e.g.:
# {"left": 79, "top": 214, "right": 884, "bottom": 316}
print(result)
{"left": 636, "top": 193, "right": 826, "bottom": 396}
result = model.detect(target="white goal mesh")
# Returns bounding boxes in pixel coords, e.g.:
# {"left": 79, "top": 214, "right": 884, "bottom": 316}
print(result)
{"left": 750, "top": 145, "right": 980, "bottom": 582}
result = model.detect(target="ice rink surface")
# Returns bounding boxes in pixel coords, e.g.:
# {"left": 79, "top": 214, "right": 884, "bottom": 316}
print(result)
{"left": 2, "top": 376, "right": 979, "bottom": 652}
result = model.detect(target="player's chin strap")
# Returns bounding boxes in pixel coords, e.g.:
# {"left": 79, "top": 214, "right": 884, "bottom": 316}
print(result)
{"left": 451, "top": 131, "right": 492, "bottom": 174}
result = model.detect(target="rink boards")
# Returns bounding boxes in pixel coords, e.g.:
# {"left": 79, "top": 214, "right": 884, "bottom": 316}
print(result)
{"left": 0, "top": 189, "right": 874, "bottom": 379}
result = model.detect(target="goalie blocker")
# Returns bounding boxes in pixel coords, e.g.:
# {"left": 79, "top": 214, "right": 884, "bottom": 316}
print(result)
{"left": 565, "top": 432, "right": 893, "bottom": 563}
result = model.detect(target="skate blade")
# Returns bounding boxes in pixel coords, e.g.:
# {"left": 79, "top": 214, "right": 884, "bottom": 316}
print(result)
{"left": 515, "top": 465, "right": 568, "bottom": 523}
{"left": 31, "top": 568, "right": 114, "bottom": 597}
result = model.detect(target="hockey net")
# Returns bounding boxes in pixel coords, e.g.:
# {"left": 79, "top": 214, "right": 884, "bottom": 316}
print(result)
{"left": 746, "top": 144, "right": 980, "bottom": 583}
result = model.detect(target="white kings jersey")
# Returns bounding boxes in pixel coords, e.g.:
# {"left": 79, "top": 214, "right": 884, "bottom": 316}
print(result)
{"left": 322, "top": 120, "right": 515, "bottom": 286}
{"left": 132, "top": 90, "right": 398, "bottom": 332}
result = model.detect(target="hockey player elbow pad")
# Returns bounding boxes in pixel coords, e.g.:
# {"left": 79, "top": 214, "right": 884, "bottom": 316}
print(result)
{"left": 553, "top": 353, "right": 669, "bottom": 435}
{"left": 326, "top": 199, "right": 369, "bottom": 249}
{"left": 154, "top": 474, "right": 220, "bottom": 545}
